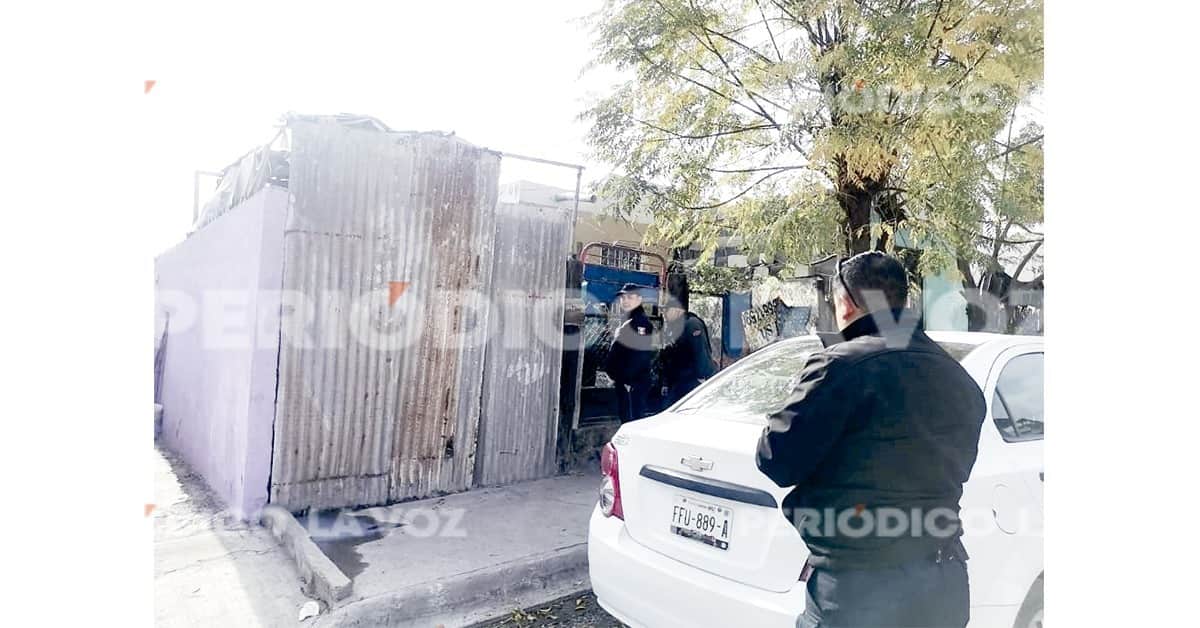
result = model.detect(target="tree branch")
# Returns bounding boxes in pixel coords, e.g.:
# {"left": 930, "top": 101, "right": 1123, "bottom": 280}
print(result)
{"left": 1013, "top": 240, "right": 1043, "bottom": 279}
{"left": 682, "top": 3, "right": 805, "bottom": 155}
{"left": 704, "top": 164, "right": 816, "bottom": 174}
{"left": 714, "top": 16, "right": 796, "bottom": 38}
{"left": 685, "top": 2, "right": 775, "bottom": 119}
{"left": 770, "top": 0, "right": 800, "bottom": 24}
{"left": 704, "top": 24, "right": 777, "bottom": 66}
{"left": 957, "top": 256, "right": 978, "bottom": 289}
{"left": 944, "top": 0, "right": 990, "bottom": 34}
{"left": 636, "top": 118, "right": 776, "bottom": 142}
{"left": 754, "top": 2, "right": 814, "bottom": 109}
{"left": 993, "top": 101, "right": 1020, "bottom": 259}
{"left": 928, "top": 139, "right": 954, "bottom": 179}
{"left": 644, "top": 1, "right": 791, "bottom": 126}
{"left": 656, "top": 0, "right": 774, "bottom": 66}
{"left": 655, "top": 168, "right": 791, "bottom": 211}
{"left": 622, "top": 32, "right": 767, "bottom": 122}
{"left": 899, "top": 10, "right": 1010, "bottom": 128}
{"left": 756, "top": 0, "right": 785, "bottom": 62}
{"left": 686, "top": 62, "right": 790, "bottom": 113}
{"left": 990, "top": 134, "right": 1044, "bottom": 161}
{"left": 1013, "top": 223, "right": 1044, "bottom": 237}
{"left": 977, "top": 233, "right": 1044, "bottom": 246}
{"left": 925, "top": 0, "right": 945, "bottom": 42}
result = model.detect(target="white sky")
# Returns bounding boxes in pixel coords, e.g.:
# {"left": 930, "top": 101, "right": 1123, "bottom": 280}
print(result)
{"left": 138, "top": 1, "right": 1043, "bottom": 256}
{"left": 141, "top": 0, "right": 612, "bottom": 251}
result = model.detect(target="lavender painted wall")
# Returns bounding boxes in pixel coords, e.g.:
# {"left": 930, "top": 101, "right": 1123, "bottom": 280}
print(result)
{"left": 154, "top": 187, "right": 287, "bottom": 519}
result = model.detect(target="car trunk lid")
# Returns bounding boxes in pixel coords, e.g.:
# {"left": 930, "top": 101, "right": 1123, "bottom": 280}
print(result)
{"left": 616, "top": 412, "right": 809, "bottom": 593}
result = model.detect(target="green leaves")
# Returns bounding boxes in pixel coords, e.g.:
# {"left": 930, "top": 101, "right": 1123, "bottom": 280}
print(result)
{"left": 583, "top": 0, "right": 1044, "bottom": 275}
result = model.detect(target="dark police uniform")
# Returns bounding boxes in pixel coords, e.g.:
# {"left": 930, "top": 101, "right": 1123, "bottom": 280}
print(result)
{"left": 755, "top": 310, "right": 986, "bottom": 628}
{"left": 606, "top": 303, "right": 654, "bottom": 423}
{"left": 660, "top": 312, "right": 716, "bottom": 406}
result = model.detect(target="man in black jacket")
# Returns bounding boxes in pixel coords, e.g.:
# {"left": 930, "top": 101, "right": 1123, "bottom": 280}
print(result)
{"left": 755, "top": 251, "right": 986, "bottom": 628}
{"left": 660, "top": 292, "right": 716, "bottom": 406}
{"left": 606, "top": 283, "right": 655, "bottom": 423}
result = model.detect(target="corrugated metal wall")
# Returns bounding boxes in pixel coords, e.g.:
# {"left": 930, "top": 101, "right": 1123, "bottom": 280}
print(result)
{"left": 269, "top": 118, "right": 499, "bottom": 511}
{"left": 474, "top": 202, "right": 570, "bottom": 486}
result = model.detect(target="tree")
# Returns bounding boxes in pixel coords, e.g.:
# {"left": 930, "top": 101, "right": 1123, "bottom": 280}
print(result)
{"left": 582, "top": 0, "right": 1043, "bottom": 279}
{"left": 959, "top": 107, "right": 1043, "bottom": 333}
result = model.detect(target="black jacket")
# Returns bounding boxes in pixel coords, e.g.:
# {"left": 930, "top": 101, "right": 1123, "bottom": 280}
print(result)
{"left": 660, "top": 312, "right": 716, "bottom": 386}
{"left": 606, "top": 307, "right": 654, "bottom": 384}
{"left": 755, "top": 310, "right": 986, "bottom": 569}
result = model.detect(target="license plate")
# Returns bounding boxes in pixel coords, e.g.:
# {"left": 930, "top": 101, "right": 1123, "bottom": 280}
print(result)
{"left": 670, "top": 495, "right": 733, "bottom": 550}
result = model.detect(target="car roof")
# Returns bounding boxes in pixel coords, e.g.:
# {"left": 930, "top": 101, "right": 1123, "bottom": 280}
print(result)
{"left": 769, "top": 330, "right": 1039, "bottom": 352}
{"left": 925, "top": 330, "right": 1041, "bottom": 351}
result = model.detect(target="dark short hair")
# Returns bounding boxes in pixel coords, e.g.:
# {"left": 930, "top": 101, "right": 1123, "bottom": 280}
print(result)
{"left": 837, "top": 251, "right": 909, "bottom": 311}
{"left": 666, "top": 273, "right": 689, "bottom": 310}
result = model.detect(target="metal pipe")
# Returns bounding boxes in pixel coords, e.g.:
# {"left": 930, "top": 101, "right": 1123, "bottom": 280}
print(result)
{"left": 499, "top": 151, "right": 585, "bottom": 171}
{"left": 568, "top": 167, "right": 584, "bottom": 430}
{"left": 571, "top": 167, "right": 583, "bottom": 255}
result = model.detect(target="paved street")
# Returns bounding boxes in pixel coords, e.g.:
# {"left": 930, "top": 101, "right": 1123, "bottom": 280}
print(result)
{"left": 154, "top": 447, "right": 313, "bottom": 627}
{"left": 472, "top": 591, "right": 624, "bottom": 628}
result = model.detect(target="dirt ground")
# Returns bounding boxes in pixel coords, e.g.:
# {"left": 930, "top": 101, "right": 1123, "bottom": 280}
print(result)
{"left": 471, "top": 590, "right": 626, "bottom": 628}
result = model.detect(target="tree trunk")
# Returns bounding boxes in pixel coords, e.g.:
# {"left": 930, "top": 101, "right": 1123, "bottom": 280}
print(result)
{"left": 837, "top": 175, "right": 883, "bottom": 255}
{"left": 834, "top": 149, "right": 899, "bottom": 254}
{"left": 957, "top": 257, "right": 978, "bottom": 290}
{"left": 841, "top": 193, "right": 874, "bottom": 254}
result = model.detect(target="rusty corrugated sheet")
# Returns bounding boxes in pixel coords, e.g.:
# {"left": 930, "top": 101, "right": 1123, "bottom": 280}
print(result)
{"left": 474, "top": 202, "right": 570, "bottom": 486}
{"left": 269, "top": 117, "right": 499, "bottom": 511}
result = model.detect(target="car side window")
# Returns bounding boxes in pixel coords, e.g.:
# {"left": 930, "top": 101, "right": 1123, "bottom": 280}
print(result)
{"left": 992, "top": 352, "right": 1044, "bottom": 442}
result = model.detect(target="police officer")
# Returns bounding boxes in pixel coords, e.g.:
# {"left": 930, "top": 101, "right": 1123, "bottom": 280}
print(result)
{"left": 605, "top": 283, "right": 654, "bottom": 423}
{"left": 755, "top": 251, "right": 986, "bottom": 628}
{"left": 659, "top": 291, "right": 716, "bottom": 406}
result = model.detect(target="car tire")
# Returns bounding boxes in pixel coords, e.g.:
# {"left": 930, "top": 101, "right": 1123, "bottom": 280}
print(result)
{"left": 1013, "top": 574, "right": 1044, "bottom": 628}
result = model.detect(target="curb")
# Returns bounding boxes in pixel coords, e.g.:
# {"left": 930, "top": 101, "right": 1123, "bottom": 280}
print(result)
{"left": 261, "top": 506, "right": 353, "bottom": 607}
{"left": 315, "top": 543, "right": 590, "bottom": 628}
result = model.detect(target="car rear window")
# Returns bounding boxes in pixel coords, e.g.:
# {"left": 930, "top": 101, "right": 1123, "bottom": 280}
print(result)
{"left": 673, "top": 338, "right": 981, "bottom": 422}
{"left": 673, "top": 339, "right": 824, "bottom": 421}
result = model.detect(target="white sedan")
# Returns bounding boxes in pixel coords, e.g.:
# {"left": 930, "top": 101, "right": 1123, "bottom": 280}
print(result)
{"left": 588, "top": 332, "right": 1043, "bottom": 628}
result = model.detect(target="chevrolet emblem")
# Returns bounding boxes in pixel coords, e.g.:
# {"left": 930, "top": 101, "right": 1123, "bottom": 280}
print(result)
{"left": 680, "top": 456, "right": 714, "bottom": 472}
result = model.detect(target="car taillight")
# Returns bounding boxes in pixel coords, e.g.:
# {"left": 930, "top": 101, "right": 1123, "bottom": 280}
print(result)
{"left": 599, "top": 442, "right": 624, "bottom": 520}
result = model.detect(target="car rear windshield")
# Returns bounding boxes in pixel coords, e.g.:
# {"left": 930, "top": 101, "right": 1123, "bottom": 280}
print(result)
{"left": 674, "top": 338, "right": 980, "bottom": 422}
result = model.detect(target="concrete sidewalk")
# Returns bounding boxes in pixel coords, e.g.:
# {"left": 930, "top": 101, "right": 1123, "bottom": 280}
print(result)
{"left": 154, "top": 448, "right": 315, "bottom": 627}
{"left": 310, "top": 470, "right": 601, "bottom": 627}
{"left": 156, "top": 443, "right": 602, "bottom": 627}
